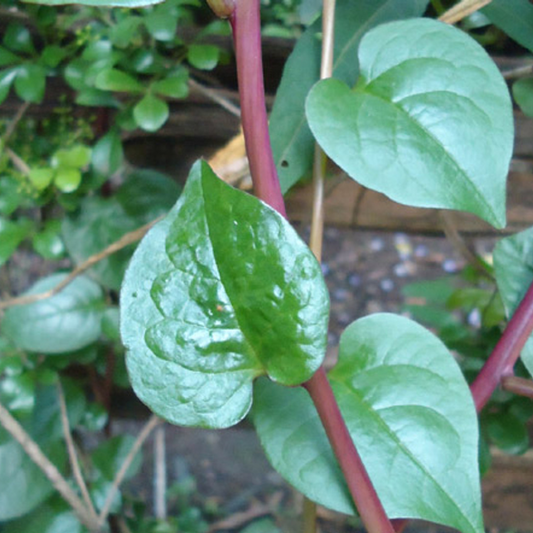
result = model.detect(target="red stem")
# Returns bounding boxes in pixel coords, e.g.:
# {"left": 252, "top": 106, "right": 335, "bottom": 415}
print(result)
{"left": 304, "top": 369, "right": 395, "bottom": 533}
{"left": 229, "top": 0, "right": 286, "bottom": 216}
{"left": 470, "top": 280, "right": 533, "bottom": 412}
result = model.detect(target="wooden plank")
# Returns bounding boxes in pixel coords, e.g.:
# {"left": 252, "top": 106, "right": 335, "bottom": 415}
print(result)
{"left": 285, "top": 171, "right": 533, "bottom": 235}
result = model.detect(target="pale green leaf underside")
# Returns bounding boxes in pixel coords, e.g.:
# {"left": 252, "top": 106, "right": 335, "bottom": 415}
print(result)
{"left": 1, "top": 274, "right": 104, "bottom": 354}
{"left": 254, "top": 314, "right": 483, "bottom": 533}
{"left": 493, "top": 227, "right": 533, "bottom": 376}
{"left": 121, "top": 161, "right": 329, "bottom": 429}
{"left": 306, "top": 18, "right": 513, "bottom": 228}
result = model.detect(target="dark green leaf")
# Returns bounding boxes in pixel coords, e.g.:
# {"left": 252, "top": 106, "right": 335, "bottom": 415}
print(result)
{"left": 41, "top": 45, "right": 67, "bottom": 68}
{"left": 241, "top": 519, "right": 282, "bottom": 533}
{"left": 0, "top": 177, "right": 23, "bottom": 215}
{"left": 153, "top": 70, "right": 189, "bottom": 99}
{"left": 92, "top": 130, "right": 124, "bottom": 175}
{"left": 270, "top": 0, "right": 430, "bottom": 194}
{"left": 4, "top": 24, "right": 34, "bottom": 55}
{"left": 80, "top": 402, "right": 108, "bottom": 431}
{"left": 0, "top": 68, "right": 17, "bottom": 104}
{"left": 102, "top": 307, "right": 120, "bottom": 341}
{"left": 306, "top": 19, "right": 512, "bottom": 228}
{"left": 0, "top": 373, "right": 35, "bottom": 416}
{"left": 494, "top": 227, "right": 533, "bottom": 375}
{"left": 121, "top": 161, "right": 329, "bottom": 428}
{"left": 254, "top": 314, "right": 483, "bottom": 533}
{"left": 0, "top": 217, "right": 33, "bottom": 266}
{"left": 1, "top": 273, "right": 105, "bottom": 354}
{"left": 62, "top": 196, "right": 139, "bottom": 290}
{"left": 92, "top": 435, "right": 143, "bottom": 481}
{"left": 0, "top": 46, "right": 20, "bottom": 67}
{"left": 110, "top": 16, "right": 143, "bottom": 48}
{"left": 187, "top": 44, "right": 219, "bottom": 70}
{"left": 133, "top": 94, "right": 169, "bottom": 131}
{"left": 76, "top": 88, "right": 119, "bottom": 107}
{"left": 513, "top": 78, "right": 533, "bottom": 117}
{"left": 33, "top": 219, "right": 65, "bottom": 260}
{"left": 95, "top": 68, "right": 143, "bottom": 93}
{"left": 116, "top": 168, "right": 181, "bottom": 223}
{"left": 485, "top": 412, "right": 529, "bottom": 455}
{"left": 14, "top": 64, "right": 46, "bottom": 103}
{"left": 482, "top": 0, "right": 533, "bottom": 53}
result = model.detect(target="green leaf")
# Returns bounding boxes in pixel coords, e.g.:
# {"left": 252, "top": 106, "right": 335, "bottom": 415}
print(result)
{"left": 0, "top": 430, "right": 64, "bottom": 521}
{"left": 133, "top": 94, "right": 169, "bottom": 132}
{"left": 1, "top": 273, "right": 105, "bottom": 354}
{"left": 3, "top": 24, "right": 34, "bottom": 55}
{"left": 0, "top": 46, "right": 20, "bottom": 67}
{"left": 110, "top": 16, "right": 143, "bottom": 48}
{"left": 14, "top": 64, "right": 46, "bottom": 103}
{"left": 493, "top": 227, "right": 533, "bottom": 375}
{"left": 95, "top": 68, "right": 143, "bottom": 93}
{"left": 306, "top": 19, "right": 512, "bottom": 228}
{"left": 54, "top": 167, "right": 82, "bottom": 193}
{"left": 0, "top": 176, "right": 23, "bottom": 215}
{"left": 0, "top": 68, "right": 17, "bottom": 104}
{"left": 116, "top": 168, "right": 181, "bottom": 223}
{"left": 75, "top": 88, "right": 119, "bottom": 107}
{"left": 485, "top": 412, "right": 529, "bottom": 455}
{"left": 482, "top": 0, "right": 533, "bottom": 53}
{"left": 254, "top": 314, "right": 483, "bottom": 533}
{"left": 52, "top": 144, "right": 92, "bottom": 169}
{"left": 41, "top": 45, "right": 67, "bottom": 68}
{"left": 144, "top": 4, "right": 178, "bottom": 41}
{"left": 33, "top": 219, "right": 65, "bottom": 260}
{"left": 23, "top": 0, "right": 164, "bottom": 6}
{"left": 241, "top": 519, "right": 282, "bottom": 533}
{"left": 62, "top": 196, "right": 139, "bottom": 290}
{"left": 121, "top": 161, "right": 329, "bottom": 428}
{"left": 153, "top": 70, "right": 189, "bottom": 99}
{"left": 270, "top": 0, "right": 430, "bottom": 194}
{"left": 513, "top": 78, "right": 533, "bottom": 117}
{"left": 29, "top": 167, "right": 54, "bottom": 190}
{"left": 187, "top": 44, "right": 219, "bottom": 70}
{"left": 92, "top": 435, "right": 142, "bottom": 481}
{"left": 92, "top": 130, "right": 124, "bottom": 175}
{"left": 0, "top": 217, "right": 32, "bottom": 266}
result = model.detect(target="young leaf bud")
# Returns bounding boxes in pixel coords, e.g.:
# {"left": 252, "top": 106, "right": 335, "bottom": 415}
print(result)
{"left": 206, "top": 0, "right": 235, "bottom": 18}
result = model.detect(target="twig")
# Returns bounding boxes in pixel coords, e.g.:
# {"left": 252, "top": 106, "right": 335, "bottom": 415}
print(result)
{"left": 153, "top": 424, "right": 167, "bottom": 520}
{"left": 439, "top": 211, "right": 494, "bottom": 280}
{"left": 98, "top": 415, "right": 162, "bottom": 527}
{"left": 503, "top": 63, "right": 533, "bottom": 80}
{"left": 438, "top": 0, "right": 492, "bottom": 24}
{"left": 189, "top": 78, "right": 241, "bottom": 118}
{"left": 0, "top": 217, "right": 162, "bottom": 310}
{"left": 57, "top": 381, "right": 99, "bottom": 522}
{"left": 302, "top": 496, "right": 318, "bottom": 533}
{"left": 0, "top": 400, "right": 101, "bottom": 532}
{"left": 501, "top": 375, "right": 533, "bottom": 399}
{"left": 2, "top": 101, "right": 30, "bottom": 143}
{"left": 6, "top": 147, "right": 31, "bottom": 175}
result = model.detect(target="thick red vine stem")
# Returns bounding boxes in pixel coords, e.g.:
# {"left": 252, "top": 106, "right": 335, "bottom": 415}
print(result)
{"left": 227, "top": 2, "right": 394, "bottom": 531}
{"left": 304, "top": 369, "right": 395, "bottom": 533}
{"left": 229, "top": 0, "right": 286, "bottom": 217}
{"left": 470, "top": 280, "right": 533, "bottom": 412}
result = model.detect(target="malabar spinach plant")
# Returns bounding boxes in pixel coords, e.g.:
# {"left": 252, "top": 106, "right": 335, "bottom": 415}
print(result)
{"left": 2, "top": 0, "right": 533, "bottom": 532}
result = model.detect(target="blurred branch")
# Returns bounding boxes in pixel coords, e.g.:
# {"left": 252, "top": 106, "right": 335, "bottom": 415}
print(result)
{"left": 439, "top": 0, "right": 492, "bottom": 24}
{"left": 0, "top": 217, "right": 162, "bottom": 310}
{"left": 0, "top": 400, "right": 102, "bottom": 532}
{"left": 98, "top": 415, "right": 162, "bottom": 527}
{"left": 2, "top": 101, "right": 30, "bottom": 143}
{"left": 189, "top": 78, "right": 241, "bottom": 118}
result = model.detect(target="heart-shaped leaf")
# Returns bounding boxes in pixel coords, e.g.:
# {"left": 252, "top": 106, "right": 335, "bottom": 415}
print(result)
{"left": 493, "top": 227, "right": 533, "bottom": 376}
{"left": 1, "top": 273, "right": 105, "bottom": 354}
{"left": 254, "top": 314, "right": 483, "bottom": 533}
{"left": 306, "top": 18, "right": 512, "bottom": 228}
{"left": 270, "top": 0, "right": 430, "bottom": 194}
{"left": 121, "top": 161, "right": 329, "bottom": 428}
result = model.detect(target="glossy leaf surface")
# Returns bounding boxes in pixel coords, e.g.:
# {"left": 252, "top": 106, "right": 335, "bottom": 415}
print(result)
{"left": 254, "top": 314, "right": 482, "bottom": 533}
{"left": 493, "top": 227, "right": 533, "bottom": 375}
{"left": 270, "top": 0, "right": 429, "bottom": 194}
{"left": 306, "top": 18, "right": 512, "bottom": 228}
{"left": 121, "top": 161, "right": 329, "bottom": 428}
{"left": 1, "top": 274, "right": 105, "bottom": 354}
